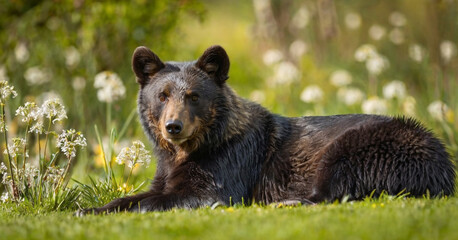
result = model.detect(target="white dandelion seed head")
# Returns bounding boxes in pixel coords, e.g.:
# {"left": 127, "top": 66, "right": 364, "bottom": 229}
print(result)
{"left": 361, "top": 97, "right": 388, "bottom": 115}
{"left": 354, "top": 44, "right": 378, "bottom": 62}
{"left": 369, "top": 24, "right": 386, "bottom": 41}
{"left": 249, "top": 90, "right": 266, "bottom": 104}
{"left": 389, "top": 12, "right": 407, "bottom": 27}
{"left": 273, "top": 61, "right": 300, "bottom": 85}
{"left": 291, "top": 6, "right": 310, "bottom": 29}
{"left": 409, "top": 44, "right": 424, "bottom": 62}
{"left": 15, "top": 42, "right": 30, "bottom": 63}
{"left": 24, "top": 66, "right": 51, "bottom": 85}
{"left": 402, "top": 96, "right": 416, "bottom": 117}
{"left": 41, "top": 98, "right": 67, "bottom": 123}
{"left": 365, "top": 55, "right": 389, "bottom": 76}
{"left": 116, "top": 140, "right": 152, "bottom": 169}
{"left": 300, "top": 85, "right": 324, "bottom": 103}
{"left": 345, "top": 12, "right": 362, "bottom": 30}
{"left": 440, "top": 40, "right": 457, "bottom": 63}
{"left": 389, "top": 28, "right": 405, "bottom": 45}
{"left": 427, "top": 100, "right": 450, "bottom": 121}
{"left": 289, "top": 40, "right": 308, "bottom": 59}
{"left": 262, "top": 49, "right": 284, "bottom": 66}
{"left": 65, "top": 46, "right": 81, "bottom": 69}
{"left": 94, "top": 71, "right": 126, "bottom": 103}
{"left": 72, "top": 76, "right": 86, "bottom": 91}
{"left": 383, "top": 80, "right": 406, "bottom": 100}
{"left": 337, "top": 87, "right": 365, "bottom": 106}
{"left": 329, "top": 70, "right": 352, "bottom": 87}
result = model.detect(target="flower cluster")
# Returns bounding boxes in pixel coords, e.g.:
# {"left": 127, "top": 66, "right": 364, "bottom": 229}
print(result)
{"left": 337, "top": 87, "right": 365, "bottom": 106}
{"left": 56, "top": 129, "right": 87, "bottom": 159}
{"left": 0, "top": 80, "right": 17, "bottom": 103}
{"left": 4, "top": 138, "right": 28, "bottom": 159}
{"left": 300, "top": 85, "right": 324, "bottom": 104}
{"left": 94, "top": 71, "right": 126, "bottom": 103}
{"left": 354, "top": 44, "right": 389, "bottom": 76}
{"left": 362, "top": 97, "right": 388, "bottom": 115}
{"left": 116, "top": 140, "right": 152, "bottom": 169}
{"left": 382, "top": 80, "right": 406, "bottom": 100}
{"left": 41, "top": 98, "right": 67, "bottom": 124}
{"left": 16, "top": 102, "right": 41, "bottom": 124}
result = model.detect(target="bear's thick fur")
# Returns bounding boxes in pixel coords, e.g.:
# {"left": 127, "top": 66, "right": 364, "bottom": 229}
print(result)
{"left": 78, "top": 45, "right": 455, "bottom": 215}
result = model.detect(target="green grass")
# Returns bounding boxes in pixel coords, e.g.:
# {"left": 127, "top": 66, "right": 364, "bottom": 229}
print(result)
{"left": 1, "top": 197, "right": 457, "bottom": 240}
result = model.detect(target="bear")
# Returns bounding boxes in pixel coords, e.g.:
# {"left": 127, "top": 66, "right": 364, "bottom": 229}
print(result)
{"left": 77, "top": 45, "right": 456, "bottom": 215}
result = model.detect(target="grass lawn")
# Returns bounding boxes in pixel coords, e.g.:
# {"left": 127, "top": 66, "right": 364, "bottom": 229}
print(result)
{"left": 1, "top": 197, "right": 457, "bottom": 240}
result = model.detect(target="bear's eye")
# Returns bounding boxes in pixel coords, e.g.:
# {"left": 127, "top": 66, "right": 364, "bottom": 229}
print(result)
{"left": 158, "top": 93, "right": 167, "bottom": 102}
{"left": 191, "top": 94, "right": 199, "bottom": 102}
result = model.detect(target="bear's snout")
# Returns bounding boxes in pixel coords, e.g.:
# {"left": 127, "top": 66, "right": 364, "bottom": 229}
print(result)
{"left": 165, "top": 119, "right": 183, "bottom": 135}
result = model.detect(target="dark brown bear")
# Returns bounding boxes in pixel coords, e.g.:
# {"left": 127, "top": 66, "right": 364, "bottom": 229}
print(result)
{"left": 78, "top": 45, "right": 455, "bottom": 215}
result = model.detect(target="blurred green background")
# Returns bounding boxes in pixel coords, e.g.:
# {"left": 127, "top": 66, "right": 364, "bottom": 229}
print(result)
{"left": 0, "top": 0, "right": 457, "bottom": 187}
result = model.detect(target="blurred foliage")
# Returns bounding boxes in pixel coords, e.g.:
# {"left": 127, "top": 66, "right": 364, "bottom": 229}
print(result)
{"left": 0, "top": 0, "right": 205, "bottom": 134}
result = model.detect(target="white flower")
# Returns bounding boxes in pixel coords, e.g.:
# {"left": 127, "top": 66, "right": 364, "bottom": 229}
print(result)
{"left": 389, "top": 28, "right": 405, "bottom": 45}
{"left": 402, "top": 96, "right": 416, "bottom": 116}
{"left": 369, "top": 24, "right": 386, "bottom": 41}
{"left": 440, "top": 40, "right": 457, "bottom": 63}
{"left": 0, "top": 80, "right": 17, "bottom": 103}
{"left": 0, "top": 162, "right": 7, "bottom": 173}
{"left": 1, "top": 162, "right": 10, "bottom": 185}
{"left": 427, "top": 100, "right": 450, "bottom": 121}
{"left": 41, "top": 99, "right": 67, "bottom": 123}
{"left": 329, "top": 70, "right": 352, "bottom": 87}
{"left": 262, "top": 49, "right": 283, "bottom": 66}
{"left": 0, "top": 65, "right": 8, "bottom": 82}
{"left": 116, "top": 140, "right": 152, "bottom": 169}
{"left": 345, "top": 12, "right": 362, "bottom": 30}
{"left": 46, "top": 166, "right": 65, "bottom": 185}
{"left": 291, "top": 6, "right": 310, "bottom": 29}
{"left": 354, "top": 44, "right": 378, "bottom": 62}
{"left": 249, "top": 90, "right": 266, "bottom": 103}
{"left": 72, "top": 76, "right": 86, "bottom": 91}
{"left": 4, "top": 138, "right": 28, "bottom": 159}
{"left": 273, "top": 61, "right": 300, "bottom": 85}
{"left": 366, "top": 55, "right": 389, "bottom": 76}
{"left": 383, "top": 80, "right": 406, "bottom": 100}
{"left": 94, "top": 71, "right": 126, "bottom": 103}
{"left": 389, "top": 12, "right": 407, "bottom": 27}
{"left": 409, "top": 44, "right": 424, "bottom": 62}
{"left": 57, "top": 129, "right": 87, "bottom": 159}
{"left": 24, "top": 66, "right": 51, "bottom": 85}
{"left": 15, "top": 102, "right": 42, "bottom": 123}
{"left": 65, "top": 46, "right": 81, "bottom": 69}
{"left": 1, "top": 192, "right": 8, "bottom": 203}
{"left": 289, "top": 40, "right": 308, "bottom": 59}
{"left": 337, "top": 87, "right": 365, "bottom": 106}
{"left": 300, "top": 85, "right": 324, "bottom": 103}
{"left": 15, "top": 42, "right": 29, "bottom": 63}
{"left": 362, "top": 97, "right": 388, "bottom": 114}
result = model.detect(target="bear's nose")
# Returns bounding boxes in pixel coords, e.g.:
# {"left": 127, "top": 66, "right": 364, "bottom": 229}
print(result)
{"left": 165, "top": 120, "right": 183, "bottom": 135}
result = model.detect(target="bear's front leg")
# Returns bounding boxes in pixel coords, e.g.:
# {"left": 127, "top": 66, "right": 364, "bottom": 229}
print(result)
{"left": 75, "top": 191, "right": 155, "bottom": 216}
{"left": 127, "top": 193, "right": 216, "bottom": 213}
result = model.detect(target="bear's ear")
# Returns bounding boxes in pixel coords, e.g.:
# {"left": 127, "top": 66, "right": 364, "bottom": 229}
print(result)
{"left": 196, "top": 45, "right": 230, "bottom": 85}
{"left": 132, "top": 46, "right": 165, "bottom": 85}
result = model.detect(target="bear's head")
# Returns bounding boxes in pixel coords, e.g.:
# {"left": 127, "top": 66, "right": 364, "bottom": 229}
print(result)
{"left": 133, "top": 45, "right": 230, "bottom": 153}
